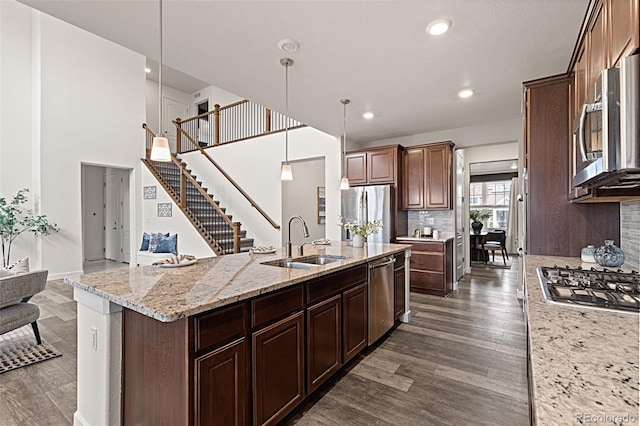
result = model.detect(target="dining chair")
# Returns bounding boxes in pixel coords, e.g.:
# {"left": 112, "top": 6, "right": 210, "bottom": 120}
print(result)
{"left": 482, "top": 230, "right": 509, "bottom": 265}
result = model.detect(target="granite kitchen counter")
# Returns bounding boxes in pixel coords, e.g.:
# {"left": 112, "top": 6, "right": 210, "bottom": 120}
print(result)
{"left": 524, "top": 255, "right": 639, "bottom": 425}
{"left": 65, "top": 242, "right": 409, "bottom": 322}
{"left": 396, "top": 235, "right": 455, "bottom": 242}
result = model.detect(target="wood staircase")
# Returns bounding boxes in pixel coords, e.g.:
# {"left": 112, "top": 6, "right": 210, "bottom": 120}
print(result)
{"left": 142, "top": 156, "right": 254, "bottom": 255}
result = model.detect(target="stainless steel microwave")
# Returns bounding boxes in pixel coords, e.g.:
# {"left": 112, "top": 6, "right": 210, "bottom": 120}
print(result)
{"left": 572, "top": 54, "right": 640, "bottom": 189}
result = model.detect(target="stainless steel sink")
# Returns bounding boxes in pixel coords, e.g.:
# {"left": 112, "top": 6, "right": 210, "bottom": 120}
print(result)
{"left": 261, "top": 255, "right": 346, "bottom": 269}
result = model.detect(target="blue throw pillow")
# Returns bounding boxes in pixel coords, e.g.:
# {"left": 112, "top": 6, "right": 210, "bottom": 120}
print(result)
{"left": 154, "top": 233, "right": 177, "bottom": 255}
{"left": 148, "top": 232, "right": 169, "bottom": 252}
{"left": 140, "top": 232, "right": 151, "bottom": 251}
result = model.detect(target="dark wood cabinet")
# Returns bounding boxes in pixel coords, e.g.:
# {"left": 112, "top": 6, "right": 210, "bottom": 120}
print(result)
{"left": 608, "top": 0, "right": 639, "bottom": 67}
{"left": 195, "top": 338, "right": 248, "bottom": 426}
{"left": 398, "top": 239, "right": 453, "bottom": 296}
{"left": 394, "top": 263, "right": 405, "bottom": 320}
{"left": 342, "top": 283, "right": 368, "bottom": 363}
{"left": 345, "top": 152, "right": 367, "bottom": 185}
{"left": 346, "top": 146, "right": 400, "bottom": 186}
{"left": 307, "top": 295, "right": 342, "bottom": 393}
{"left": 402, "top": 142, "right": 453, "bottom": 210}
{"left": 252, "top": 311, "right": 305, "bottom": 426}
{"left": 523, "top": 75, "right": 620, "bottom": 256}
{"left": 587, "top": 1, "right": 606, "bottom": 94}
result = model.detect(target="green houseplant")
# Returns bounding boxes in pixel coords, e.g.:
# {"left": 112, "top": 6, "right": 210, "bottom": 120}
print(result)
{"left": 0, "top": 188, "right": 59, "bottom": 268}
{"left": 469, "top": 209, "right": 491, "bottom": 234}
{"left": 338, "top": 216, "right": 383, "bottom": 248}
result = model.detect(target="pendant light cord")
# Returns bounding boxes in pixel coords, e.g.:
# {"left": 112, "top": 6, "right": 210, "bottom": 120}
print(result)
{"left": 284, "top": 61, "right": 289, "bottom": 163}
{"left": 158, "top": 0, "right": 163, "bottom": 137}
{"left": 341, "top": 99, "right": 350, "bottom": 175}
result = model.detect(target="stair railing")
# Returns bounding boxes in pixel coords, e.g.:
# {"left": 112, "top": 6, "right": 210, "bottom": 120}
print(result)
{"left": 173, "top": 123, "right": 281, "bottom": 230}
{"left": 142, "top": 123, "right": 242, "bottom": 254}
{"left": 174, "top": 99, "right": 304, "bottom": 153}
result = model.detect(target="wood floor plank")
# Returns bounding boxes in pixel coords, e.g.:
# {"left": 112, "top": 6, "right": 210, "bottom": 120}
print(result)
{"left": 349, "top": 361, "right": 414, "bottom": 392}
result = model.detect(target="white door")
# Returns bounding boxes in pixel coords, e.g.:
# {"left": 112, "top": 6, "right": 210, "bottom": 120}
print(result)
{"left": 455, "top": 150, "right": 465, "bottom": 282}
{"left": 163, "top": 96, "right": 189, "bottom": 152}
{"left": 121, "top": 171, "right": 131, "bottom": 264}
{"left": 105, "top": 172, "right": 119, "bottom": 261}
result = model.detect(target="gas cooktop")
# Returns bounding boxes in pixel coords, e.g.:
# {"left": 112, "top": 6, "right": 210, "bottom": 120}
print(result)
{"left": 537, "top": 265, "right": 640, "bottom": 314}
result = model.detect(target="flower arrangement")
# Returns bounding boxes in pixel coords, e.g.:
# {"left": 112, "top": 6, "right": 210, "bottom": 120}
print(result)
{"left": 338, "top": 216, "right": 383, "bottom": 237}
{"left": 469, "top": 209, "right": 491, "bottom": 222}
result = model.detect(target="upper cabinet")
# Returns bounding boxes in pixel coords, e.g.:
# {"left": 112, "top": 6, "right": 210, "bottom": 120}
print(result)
{"left": 346, "top": 145, "right": 403, "bottom": 186}
{"left": 609, "top": 0, "right": 640, "bottom": 66}
{"left": 402, "top": 142, "right": 453, "bottom": 210}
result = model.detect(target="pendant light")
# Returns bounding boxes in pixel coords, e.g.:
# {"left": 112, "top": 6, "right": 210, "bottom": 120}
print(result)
{"left": 150, "top": 0, "right": 171, "bottom": 162}
{"left": 340, "top": 99, "right": 351, "bottom": 190}
{"left": 280, "top": 58, "right": 294, "bottom": 181}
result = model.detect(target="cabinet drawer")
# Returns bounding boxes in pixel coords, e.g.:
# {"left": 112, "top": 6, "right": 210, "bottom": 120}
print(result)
{"left": 402, "top": 241, "right": 444, "bottom": 253}
{"left": 252, "top": 285, "right": 304, "bottom": 329}
{"left": 307, "top": 264, "right": 367, "bottom": 305}
{"left": 193, "top": 302, "right": 248, "bottom": 353}
{"left": 410, "top": 270, "right": 445, "bottom": 292}
{"left": 410, "top": 252, "right": 444, "bottom": 272}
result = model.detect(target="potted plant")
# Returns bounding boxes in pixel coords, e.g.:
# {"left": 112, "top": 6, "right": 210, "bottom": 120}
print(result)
{"left": 0, "top": 188, "right": 59, "bottom": 268}
{"left": 338, "top": 216, "right": 383, "bottom": 248}
{"left": 469, "top": 209, "right": 491, "bottom": 234}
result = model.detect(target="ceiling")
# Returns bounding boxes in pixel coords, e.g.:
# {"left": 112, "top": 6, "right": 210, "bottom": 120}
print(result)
{"left": 21, "top": 0, "right": 589, "bottom": 143}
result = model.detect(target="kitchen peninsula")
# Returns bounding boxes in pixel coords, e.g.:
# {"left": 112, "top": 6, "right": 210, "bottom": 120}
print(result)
{"left": 65, "top": 242, "right": 411, "bottom": 426}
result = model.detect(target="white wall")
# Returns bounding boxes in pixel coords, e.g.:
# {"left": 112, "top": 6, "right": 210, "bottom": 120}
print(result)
{"left": 192, "top": 85, "right": 243, "bottom": 113}
{"left": 0, "top": 1, "right": 36, "bottom": 264}
{"left": 140, "top": 166, "right": 215, "bottom": 259}
{"left": 181, "top": 126, "right": 342, "bottom": 247}
{"left": 282, "top": 158, "right": 326, "bottom": 246}
{"left": 356, "top": 116, "right": 521, "bottom": 150}
{"left": 1, "top": 2, "right": 146, "bottom": 278}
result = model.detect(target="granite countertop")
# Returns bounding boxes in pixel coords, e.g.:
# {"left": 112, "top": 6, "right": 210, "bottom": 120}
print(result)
{"left": 524, "top": 255, "right": 639, "bottom": 425}
{"left": 396, "top": 236, "right": 454, "bottom": 242}
{"left": 65, "top": 242, "right": 409, "bottom": 323}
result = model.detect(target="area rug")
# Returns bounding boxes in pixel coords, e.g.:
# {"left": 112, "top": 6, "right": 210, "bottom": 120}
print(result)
{"left": 471, "top": 260, "right": 513, "bottom": 270}
{"left": 0, "top": 326, "right": 62, "bottom": 374}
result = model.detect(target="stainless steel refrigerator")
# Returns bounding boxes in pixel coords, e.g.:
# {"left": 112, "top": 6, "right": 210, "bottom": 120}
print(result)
{"left": 341, "top": 185, "right": 393, "bottom": 243}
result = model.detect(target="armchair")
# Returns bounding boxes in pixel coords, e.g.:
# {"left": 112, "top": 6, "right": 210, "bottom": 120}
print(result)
{"left": 0, "top": 270, "right": 48, "bottom": 344}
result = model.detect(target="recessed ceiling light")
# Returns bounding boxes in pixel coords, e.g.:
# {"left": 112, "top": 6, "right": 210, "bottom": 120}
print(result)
{"left": 145, "top": 67, "right": 151, "bottom": 73}
{"left": 426, "top": 19, "right": 451, "bottom": 36}
{"left": 362, "top": 112, "right": 375, "bottom": 119}
{"left": 458, "top": 88, "right": 474, "bottom": 98}
{"left": 278, "top": 38, "right": 300, "bottom": 53}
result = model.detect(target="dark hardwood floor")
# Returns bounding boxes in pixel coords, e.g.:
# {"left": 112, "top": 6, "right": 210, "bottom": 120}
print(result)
{"left": 0, "top": 259, "right": 527, "bottom": 425}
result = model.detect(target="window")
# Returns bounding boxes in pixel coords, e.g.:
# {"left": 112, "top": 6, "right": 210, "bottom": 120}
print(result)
{"left": 469, "top": 180, "right": 511, "bottom": 229}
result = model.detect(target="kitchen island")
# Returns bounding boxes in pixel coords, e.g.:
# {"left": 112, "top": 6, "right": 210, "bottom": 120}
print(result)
{"left": 524, "top": 255, "right": 639, "bottom": 425}
{"left": 65, "top": 242, "right": 410, "bottom": 426}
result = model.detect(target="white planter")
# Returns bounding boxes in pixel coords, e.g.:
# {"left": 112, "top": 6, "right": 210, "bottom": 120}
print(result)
{"left": 352, "top": 234, "right": 365, "bottom": 248}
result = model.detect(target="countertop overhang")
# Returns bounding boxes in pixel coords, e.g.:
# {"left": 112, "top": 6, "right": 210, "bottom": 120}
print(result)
{"left": 65, "top": 242, "right": 410, "bottom": 322}
{"left": 524, "top": 255, "right": 639, "bottom": 425}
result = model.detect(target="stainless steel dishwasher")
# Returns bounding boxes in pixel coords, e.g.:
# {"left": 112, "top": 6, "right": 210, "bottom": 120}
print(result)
{"left": 368, "top": 256, "right": 396, "bottom": 345}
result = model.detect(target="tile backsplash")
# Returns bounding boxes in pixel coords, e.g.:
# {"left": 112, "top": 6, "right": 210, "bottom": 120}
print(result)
{"left": 408, "top": 210, "right": 455, "bottom": 238}
{"left": 620, "top": 200, "right": 639, "bottom": 270}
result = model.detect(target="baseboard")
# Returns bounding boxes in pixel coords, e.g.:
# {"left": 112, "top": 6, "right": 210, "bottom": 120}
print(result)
{"left": 48, "top": 270, "right": 84, "bottom": 281}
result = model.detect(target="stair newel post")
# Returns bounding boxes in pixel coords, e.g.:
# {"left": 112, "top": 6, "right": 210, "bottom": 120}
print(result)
{"left": 265, "top": 108, "right": 271, "bottom": 132}
{"left": 232, "top": 222, "right": 241, "bottom": 254}
{"left": 214, "top": 104, "right": 221, "bottom": 146}
{"left": 179, "top": 163, "right": 187, "bottom": 209}
{"left": 175, "top": 118, "right": 182, "bottom": 154}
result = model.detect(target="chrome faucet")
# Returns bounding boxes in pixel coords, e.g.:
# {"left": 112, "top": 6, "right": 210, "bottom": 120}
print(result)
{"left": 286, "top": 216, "right": 310, "bottom": 258}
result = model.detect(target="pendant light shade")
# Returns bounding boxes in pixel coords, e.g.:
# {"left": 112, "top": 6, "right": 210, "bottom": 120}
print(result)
{"left": 280, "top": 163, "right": 293, "bottom": 181}
{"left": 340, "top": 99, "right": 351, "bottom": 190}
{"left": 150, "top": 0, "right": 171, "bottom": 162}
{"left": 280, "top": 58, "right": 294, "bottom": 181}
{"left": 150, "top": 136, "right": 171, "bottom": 161}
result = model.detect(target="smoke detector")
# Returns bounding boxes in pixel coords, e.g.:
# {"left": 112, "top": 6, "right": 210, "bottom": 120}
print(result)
{"left": 278, "top": 39, "right": 300, "bottom": 53}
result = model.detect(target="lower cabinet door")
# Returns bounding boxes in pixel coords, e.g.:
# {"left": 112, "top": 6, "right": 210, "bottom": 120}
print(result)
{"left": 307, "top": 294, "right": 342, "bottom": 394}
{"left": 342, "top": 283, "right": 368, "bottom": 363}
{"left": 252, "top": 311, "right": 305, "bottom": 426}
{"left": 194, "top": 338, "right": 248, "bottom": 426}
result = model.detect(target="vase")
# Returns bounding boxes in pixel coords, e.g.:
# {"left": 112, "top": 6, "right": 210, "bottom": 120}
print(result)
{"left": 594, "top": 240, "right": 625, "bottom": 268}
{"left": 352, "top": 234, "right": 365, "bottom": 248}
{"left": 471, "top": 221, "right": 483, "bottom": 235}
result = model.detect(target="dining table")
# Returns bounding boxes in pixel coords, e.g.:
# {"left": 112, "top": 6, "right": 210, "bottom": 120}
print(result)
{"left": 469, "top": 232, "right": 489, "bottom": 262}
